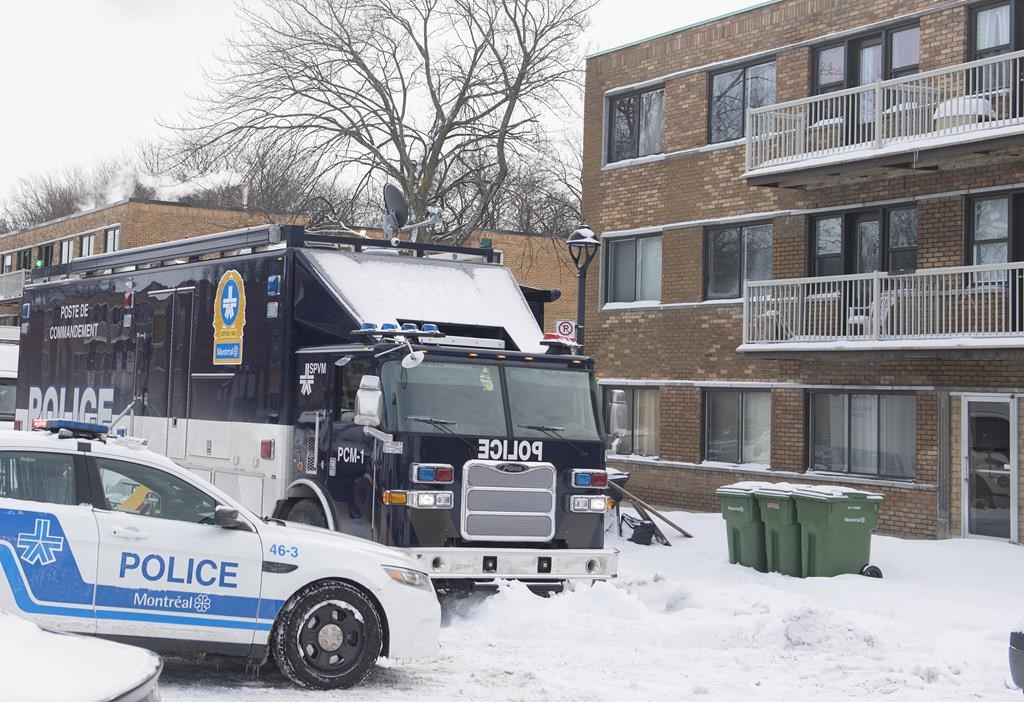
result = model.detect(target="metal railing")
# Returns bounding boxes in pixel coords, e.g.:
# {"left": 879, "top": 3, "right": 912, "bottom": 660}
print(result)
{"left": 0, "top": 270, "right": 25, "bottom": 301}
{"left": 743, "top": 261, "right": 1024, "bottom": 346}
{"left": 746, "top": 49, "right": 1024, "bottom": 172}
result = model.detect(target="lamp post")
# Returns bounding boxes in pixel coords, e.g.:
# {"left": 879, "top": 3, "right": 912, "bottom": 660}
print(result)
{"left": 567, "top": 224, "right": 600, "bottom": 352}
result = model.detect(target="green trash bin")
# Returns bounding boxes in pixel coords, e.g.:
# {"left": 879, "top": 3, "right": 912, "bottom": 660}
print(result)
{"left": 715, "top": 482, "right": 772, "bottom": 572}
{"left": 754, "top": 483, "right": 802, "bottom": 577}
{"left": 793, "top": 485, "right": 883, "bottom": 578}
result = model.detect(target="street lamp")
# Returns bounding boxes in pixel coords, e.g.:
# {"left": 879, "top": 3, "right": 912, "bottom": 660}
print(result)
{"left": 567, "top": 223, "right": 600, "bottom": 352}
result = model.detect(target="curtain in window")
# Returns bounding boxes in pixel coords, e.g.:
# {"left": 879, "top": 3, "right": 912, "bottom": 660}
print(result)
{"left": 634, "top": 389, "right": 660, "bottom": 457}
{"left": 744, "top": 224, "right": 773, "bottom": 282}
{"left": 812, "top": 393, "right": 846, "bottom": 470}
{"left": 639, "top": 89, "right": 664, "bottom": 156}
{"left": 849, "top": 394, "right": 878, "bottom": 474}
{"left": 973, "top": 198, "right": 1009, "bottom": 264}
{"left": 637, "top": 236, "right": 662, "bottom": 301}
{"left": 976, "top": 5, "right": 1011, "bottom": 52}
{"left": 879, "top": 395, "right": 916, "bottom": 478}
{"left": 742, "top": 392, "right": 772, "bottom": 464}
{"left": 608, "top": 239, "right": 637, "bottom": 302}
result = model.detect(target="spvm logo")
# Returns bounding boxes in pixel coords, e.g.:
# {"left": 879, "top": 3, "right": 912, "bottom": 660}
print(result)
{"left": 16, "top": 518, "right": 65, "bottom": 567}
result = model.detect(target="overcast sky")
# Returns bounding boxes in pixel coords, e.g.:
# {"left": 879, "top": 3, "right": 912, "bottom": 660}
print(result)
{"left": 0, "top": 0, "right": 765, "bottom": 197}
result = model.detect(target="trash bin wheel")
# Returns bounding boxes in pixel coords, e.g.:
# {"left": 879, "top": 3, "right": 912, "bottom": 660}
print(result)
{"left": 860, "top": 565, "right": 883, "bottom": 578}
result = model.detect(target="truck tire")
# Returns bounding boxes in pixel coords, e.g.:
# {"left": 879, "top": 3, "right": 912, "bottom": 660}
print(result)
{"left": 287, "top": 498, "right": 328, "bottom": 528}
{"left": 272, "top": 580, "right": 383, "bottom": 690}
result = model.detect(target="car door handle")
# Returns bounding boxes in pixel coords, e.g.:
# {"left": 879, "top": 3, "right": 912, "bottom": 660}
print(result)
{"left": 110, "top": 526, "right": 149, "bottom": 540}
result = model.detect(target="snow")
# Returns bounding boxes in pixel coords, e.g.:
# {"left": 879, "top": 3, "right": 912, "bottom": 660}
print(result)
{"left": 301, "top": 249, "right": 545, "bottom": 354}
{"left": 156, "top": 511, "right": 1023, "bottom": 700}
{"left": 0, "top": 610, "right": 160, "bottom": 702}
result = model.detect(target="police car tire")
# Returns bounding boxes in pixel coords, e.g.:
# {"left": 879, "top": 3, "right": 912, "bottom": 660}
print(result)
{"left": 272, "top": 580, "right": 382, "bottom": 690}
{"left": 287, "top": 498, "right": 328, "bottom": 528}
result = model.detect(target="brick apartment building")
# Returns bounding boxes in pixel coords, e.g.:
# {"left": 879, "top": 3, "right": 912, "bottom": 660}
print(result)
{"left": 0, "top": 198, "right": 577, "bottom": 331}
{"left": 584, "top": 0, "right": 1024, "bottom": 541}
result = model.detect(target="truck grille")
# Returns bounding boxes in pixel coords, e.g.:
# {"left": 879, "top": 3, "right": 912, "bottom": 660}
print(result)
{"left": 461, "top": 461, "right": 556, "bottom": 542}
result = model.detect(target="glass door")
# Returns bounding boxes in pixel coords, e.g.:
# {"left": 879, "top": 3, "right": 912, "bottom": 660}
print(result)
{"left": 962, "top": 397, "right": 1017, "bottom": 540}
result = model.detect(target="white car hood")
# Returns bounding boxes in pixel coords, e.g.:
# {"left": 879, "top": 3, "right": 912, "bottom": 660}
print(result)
{"left": 262, "top": 521, "right": 423, "bottom": 570}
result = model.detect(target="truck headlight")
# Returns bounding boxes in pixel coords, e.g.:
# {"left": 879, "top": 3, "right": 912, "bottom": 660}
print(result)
{"left": 569, "top": 495, "right": 608, "bottom": 513}
{"left": 407, "top": 490, "right": 454, "bottom": 509}
{"left": 383, "top": 566, "right": 434, "bottom": 592}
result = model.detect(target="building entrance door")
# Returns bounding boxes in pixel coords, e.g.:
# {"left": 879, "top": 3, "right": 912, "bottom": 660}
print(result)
{"left": 962, "top": 396, "right": 1018, "bottom": 540}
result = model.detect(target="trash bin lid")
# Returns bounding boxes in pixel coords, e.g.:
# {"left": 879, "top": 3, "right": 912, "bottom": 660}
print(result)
{"left": 752, "top": 481, "right": 799, "bottom": 497}
{"left": 715, "top": 480, "right": 778, "bottom": 496}
{"left": 792, "top": 485, "right": 883, "bottom": 502}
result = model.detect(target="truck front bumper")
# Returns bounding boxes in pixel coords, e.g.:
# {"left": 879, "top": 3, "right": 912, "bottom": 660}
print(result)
{"left": 400, "top": 547, "right": 618, "bottom": 581}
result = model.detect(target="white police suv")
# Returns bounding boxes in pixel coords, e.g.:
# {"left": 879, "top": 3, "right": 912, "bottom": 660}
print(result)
{"left": 0, "top": 420, "right": 440, "bottom": 690}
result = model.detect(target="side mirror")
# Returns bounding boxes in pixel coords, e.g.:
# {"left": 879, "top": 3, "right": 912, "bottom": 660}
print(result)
{"left": 214, "top": 505, "right": 249, "bottom": 530}
{"left": 354, "top": 375, "right": 384, "bottom": 427}
{"left": 607, "top": 389, "right": 629, "bottom": 441}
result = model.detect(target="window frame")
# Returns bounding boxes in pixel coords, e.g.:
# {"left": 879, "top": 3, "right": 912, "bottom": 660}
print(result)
{"left": 603, "top": 385, "right": 660, "bottom": 458}
{"left": 704, "top": 222, "right": 774, "bottom": 300}
{"left": 89, "top": 456, "right": 221, "bottom": 524}
{"left": 809, "top": 205, "right": 918, "bottom": 276}
{"left": 60, "top": 238, "right": 74, "bottom": 264}
{"left": 104, "top": 226, "right": 121, "bottom": 253}
{"left": 811, "top": 22, "right": 921, "bottom": 94}
{"left": 603, "top": 233, "right": 663, "bottom": 304}
{"left": 605, "top": 85, "right": 666, "bottom": 164}
{"left": 967, "top": 192, "right": 1018, "bottom": 265}
{"left": 80, "top": 233, "right": 95, "bottom": 258}
{"left": 703, "top": 390, "right": 772, "bottom": 465}
{"left": 36, "top": 243, "right": 54, "bottom": 269}
{"left": 808, "top": 391, "right": 917, "bottom": 479}
{"left": 16, "top": 249, "right": 32, "bottom": 270}
{"left": 707, "top": 58, "right": 777, "bottom": 144}
{"left": 969, "top": 0, "right": 1017, "bottom": 60}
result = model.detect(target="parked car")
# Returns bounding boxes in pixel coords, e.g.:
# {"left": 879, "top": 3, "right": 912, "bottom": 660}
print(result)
{"left": 0, "top": 608, "right": 162, "bottom": 702}
{"left": 0, "top": 420, "right": 440, "bottom": 690}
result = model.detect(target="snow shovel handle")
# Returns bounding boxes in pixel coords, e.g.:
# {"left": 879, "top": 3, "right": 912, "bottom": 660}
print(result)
{"left": 608, "top": 483, "right": 694, "bottom": 538}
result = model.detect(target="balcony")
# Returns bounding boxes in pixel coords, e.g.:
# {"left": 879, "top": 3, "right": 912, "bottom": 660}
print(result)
{"left": 0, "top": 270, "right": 25, "bottom": 302}
{"left": 745, "top": 50, "right": 1024, "bottom": 187}
{"left": 741, "top": 262, "right": 1024, "bottom": 352}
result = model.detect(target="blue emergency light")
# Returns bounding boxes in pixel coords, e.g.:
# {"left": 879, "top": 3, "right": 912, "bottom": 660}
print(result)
{"left": 416, "top": 466, "right": 436, "bottom": 481}
{"left": 401, "top": 322, "right": 418, "bottom": 332}
{"left": 380, "top": 322, "right": 399, "bottom": 331}
{"left": 358, "top": 322, "right": 378, "bottom": 332}
{"left": 422, "top": 323, "right": 439, "bottom": 333}
{"left": 32, "top": 418, "right": 109, "bottom": 436}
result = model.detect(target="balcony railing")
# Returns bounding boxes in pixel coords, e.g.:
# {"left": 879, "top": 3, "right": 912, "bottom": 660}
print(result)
{"left": 742, "top": 261, "right": 1024, "bottom": 350}
{"left": 746, "top": 50, "right": 1024, "bottom": 174}
{"left": 0, "top": 270, "right": 25, "bottom": 302}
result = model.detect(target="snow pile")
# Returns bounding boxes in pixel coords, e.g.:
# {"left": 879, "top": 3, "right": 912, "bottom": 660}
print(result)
{"left": 0, "top": 610, "right": 160, "bottom": 702}
{"left": 159, "top": 511, "right": 1023, "bottom": 700}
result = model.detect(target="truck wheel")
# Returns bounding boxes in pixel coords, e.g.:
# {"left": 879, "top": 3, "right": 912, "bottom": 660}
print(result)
{"left": 272, "top": 580, "right": 382, "bottom": 690}
{"left": 287, "top": 498, "right": 328, "bottom": 528}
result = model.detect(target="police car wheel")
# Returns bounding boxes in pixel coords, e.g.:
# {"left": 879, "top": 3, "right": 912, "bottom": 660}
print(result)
{"left": 287, "top": 498, "right": 328, "bottom": 528}
{"left": 273, "top": 581, "right": 382, "bottom": 689}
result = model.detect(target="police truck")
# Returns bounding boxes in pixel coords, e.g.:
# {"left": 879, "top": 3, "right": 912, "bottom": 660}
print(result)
{"left": 14, "top": 220, "right": 618, "bottom": 592}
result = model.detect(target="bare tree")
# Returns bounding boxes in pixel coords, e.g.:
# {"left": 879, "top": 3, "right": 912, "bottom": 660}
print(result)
{"left": 174, "top": 0, "right": 594, "bottom": 243}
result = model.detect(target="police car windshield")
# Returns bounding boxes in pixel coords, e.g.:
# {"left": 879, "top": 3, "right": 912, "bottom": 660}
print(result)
{"left": 382, "top": 360, "right": 507, "bottom": 436}
{"left": 506, "top": 367, "right": 600, "bottom": 442}
{"left": 0, "top": 379, "right": 14, "bottom": 421}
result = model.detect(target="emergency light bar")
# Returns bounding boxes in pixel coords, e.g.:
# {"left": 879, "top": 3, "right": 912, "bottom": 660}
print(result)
{"left": 32, "top": 418, "right": 109, "bottom": 437}
{"left": 571, "top": 470, "right": 608, "bottom": 488}
{"left": 352, "top": 322, "right": 444, "bottom": 339}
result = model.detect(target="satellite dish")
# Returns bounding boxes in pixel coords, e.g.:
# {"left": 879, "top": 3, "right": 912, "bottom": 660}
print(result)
{"left": 383, "top": 183, "right": 409, "bottom": 237}
{"left": 401, "top": 350, "right": 425, "bottom": 369}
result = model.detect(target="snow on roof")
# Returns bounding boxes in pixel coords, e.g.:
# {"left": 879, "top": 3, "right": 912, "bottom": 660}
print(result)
{"left": 301, "top": 249, "right": 545, "bottom": 353}
{"left": 0, "top": 610, "right": 160, "bottom": 702}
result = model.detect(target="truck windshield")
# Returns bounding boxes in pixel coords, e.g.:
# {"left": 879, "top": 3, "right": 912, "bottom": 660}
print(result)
{"left": 0, "top": 379, "right": 14, "bottom": 421}
{"left": 383, "top": 361, "right": 508, "bottom": 436}
{"left": 506, "top": 367, "right": 600, "bottom": 442}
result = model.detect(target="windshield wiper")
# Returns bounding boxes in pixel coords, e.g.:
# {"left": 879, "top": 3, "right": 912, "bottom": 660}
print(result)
{"left": 405, "top": 415, "right": 474, "bottom": 449}
{"left": 517, "top": 424, "right": 585, "bottom": 457}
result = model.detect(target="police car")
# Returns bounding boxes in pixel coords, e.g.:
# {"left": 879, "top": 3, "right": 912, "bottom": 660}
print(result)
{"left": 0, "top": 420, "right": 440, "bottom": 690}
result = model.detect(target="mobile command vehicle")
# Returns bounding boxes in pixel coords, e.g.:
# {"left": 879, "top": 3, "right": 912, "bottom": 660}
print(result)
{"left": 0, "top": 326, "right": 17, "bottom": 430}
{"left": 14, "top": 223, "right": 619, "bottom": 592}
{"left": 0, "top": 422, "right": 440, "bottom": 690}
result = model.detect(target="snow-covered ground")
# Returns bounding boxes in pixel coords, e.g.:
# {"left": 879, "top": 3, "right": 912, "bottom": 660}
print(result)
{"left": 160, "top": 511, "right": 1024, "bottom": 701}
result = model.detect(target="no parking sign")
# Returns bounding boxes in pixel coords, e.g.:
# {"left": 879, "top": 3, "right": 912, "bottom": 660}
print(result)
{"left": 554, "top": 319, "right": 576, "bottom": 340}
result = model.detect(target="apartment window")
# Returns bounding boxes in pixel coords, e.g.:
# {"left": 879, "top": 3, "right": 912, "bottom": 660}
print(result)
{"left": 972, "top": 1, "right": 1015, "bottom": 60}
{"left": 605, "top": 235, "right": 661, "bottom": 304}
{"left": 16, "top": 249, "right": 31, "bottom": 270}
{"left": 80, "top": 233, "right": 95, "bottom": 258}
{"left": 604, "top": 386, "right": 659, "bottom": 457}
{"left": 706, "top": 223, "right": 773, "bottom": 299}
{"left": 60, "top": 239, "right": 74, "bottom": 264}
{"left": 35, "top": 243, "right": 54, "bottom": 269}
{"left": 607, "top": 87, "right": 664, "bottom": 163}
{"left": 812, "top": 206, "right": 917, "bottom": 276}
{"left": 104, "top": 226, "right": 121, "bottom": 253}
{"left": 0, "top": 255, "right": 11, "bottom": 274}
{"left": 810, "top": 392, "right": 916, "bottom": 478}
{"left": 814, "top": 24, "right": 920, "bottom": 94}
{"left": 709, "top": 61, "right": 776, "bottom": 143}
{"left": 705, "top": 390, "right": 771, "bottom": 465}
